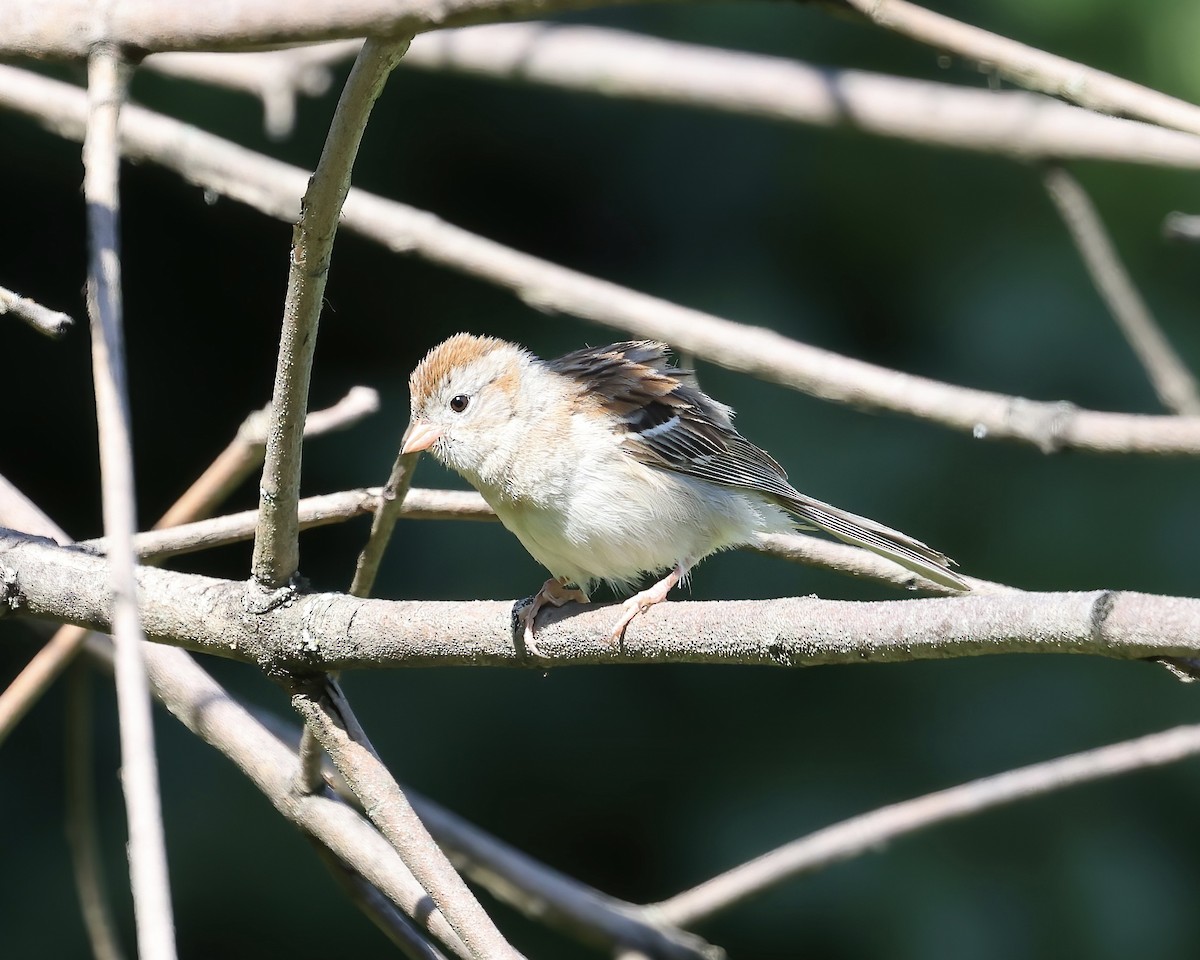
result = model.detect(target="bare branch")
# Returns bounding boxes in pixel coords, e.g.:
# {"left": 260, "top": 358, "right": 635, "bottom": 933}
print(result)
{"left": 83, "top": 44, "right": 177, "bottom": 960}
{"left": 0, "top": 284, "right": 74, "bottom": 338}
{"left": 142, "top": 25, "right": 1200, "bottom": 170}
{"left": 401, "top": 23, "right": 1200, "bottom": 169}
{"left": 292, "top": 685, "right": 524, "bottom": 960}
{"left": 252, "top": 37, "right": 409, "bottom": 588}
{"left": 348, "top": 453, "right": 420, "bottom": 599}
{"left": 3, "top": 65, "right": 1197, "bottom": 455}
{"left": 159, "top": 385, "right": 378, "bottom": 529}
{"left": 65, "top": 665, "right": 129, "bottom": 960}
{"left": 1042, "top": 166, "right": 1200, "bottom": 416}
{"left": 839, "top": 0, "right": 1200, "bottom": 138}
{"left": 0, "top": 0, "right": 649, "bottom": 57}
{"left": 73, "top": 484, "right": 1011, "bottom": 596}
{"left": 144, "top": 643, "right": 473, "bottom": 956}
{"left": 4, "top": 532, "right": 1198, "bottom": 667}
{"left": 655, "top": 721, "right": 1200, "bottom": 924}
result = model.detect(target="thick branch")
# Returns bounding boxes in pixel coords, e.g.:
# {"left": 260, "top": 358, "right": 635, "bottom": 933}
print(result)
{"left": 0, "top": 0, "right": 648, "bottom": 57}
{"left": 143, "top": 25, "right": 1200, "bottom": 170}
{"left": 402, "top": 23, "right": 1200, "bottom": 169}
{"left": 3, "top": 64, "right": 1198, "bottom": 455}
{"left": 4, "top": 532, "right": 1197, "bottom": 668}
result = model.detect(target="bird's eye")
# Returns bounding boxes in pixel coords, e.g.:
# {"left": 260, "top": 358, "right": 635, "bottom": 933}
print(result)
{"left": 449, "top": 394, "right": 470, "bottom": 413}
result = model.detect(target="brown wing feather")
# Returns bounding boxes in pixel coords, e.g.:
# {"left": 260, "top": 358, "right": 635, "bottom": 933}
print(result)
{"left": 545, "top": 341, "right": 965, "bottom": 590}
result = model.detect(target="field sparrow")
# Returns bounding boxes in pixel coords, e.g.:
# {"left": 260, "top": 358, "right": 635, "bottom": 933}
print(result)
{"left": 402, "top": 334, "right": 965, "bottom": 649}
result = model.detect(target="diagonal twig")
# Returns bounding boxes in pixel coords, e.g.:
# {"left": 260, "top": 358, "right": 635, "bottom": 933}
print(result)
{"left": 83, "top": 43, "right": 177, "bottom": 960}
{"left": 838, "top": 0, "right": 1200, "bottom": 138}
{"left": 1043, "top": 165, "right": 1200, "bottom": 415}
{"left": 654, "top": 721, "right": 1200, "bottom": 924}
{"left": 292, "top": 682, "right": 525, "bottom": 960}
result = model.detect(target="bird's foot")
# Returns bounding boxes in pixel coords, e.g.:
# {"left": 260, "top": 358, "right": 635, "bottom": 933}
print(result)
{"left": 607, "top": 564, "right": 685, "bottom": 645}
{"left": 519, "top": 577, "right": 589, "bottom": 657}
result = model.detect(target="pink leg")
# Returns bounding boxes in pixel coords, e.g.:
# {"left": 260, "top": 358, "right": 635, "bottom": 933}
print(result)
{"left": 607, "top": 563, "right": 687, "bottom": 644}
{"left": 519, "top": 577, "right": 589, "bottom": 656}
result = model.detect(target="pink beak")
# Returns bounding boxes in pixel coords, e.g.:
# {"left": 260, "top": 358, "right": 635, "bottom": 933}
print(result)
{"left": 401, "top": 419, "right": 443, "bottom": 455}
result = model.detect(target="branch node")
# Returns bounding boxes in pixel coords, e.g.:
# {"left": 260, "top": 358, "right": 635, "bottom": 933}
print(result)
{"left": 242, "top": 577, "right": 303, "bottom": 615}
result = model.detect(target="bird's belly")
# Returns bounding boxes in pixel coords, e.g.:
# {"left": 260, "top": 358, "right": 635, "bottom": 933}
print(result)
{"left": 486, "top": 468, "right": 789, "bottom": 591}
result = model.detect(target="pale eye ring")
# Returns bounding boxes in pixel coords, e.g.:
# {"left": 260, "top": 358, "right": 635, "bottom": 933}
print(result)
{"left": 449, "top": 394, "right": 470, "bottom": 413}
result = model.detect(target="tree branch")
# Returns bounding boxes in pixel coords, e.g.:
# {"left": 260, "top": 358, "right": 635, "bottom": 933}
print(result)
{"left": 3, "top": 63, "right": 1199, "bottom": 455}
{"left": 655, "top": 720, "right": 1200, "bottom": 924}
{"left": 3, "top": 531, "right": 1197, "bottom": 668}
{"left": 83, "top": 44, "right": 177, "bottom": 960}
{"left": 293, "top": 684, "right": 524, "bottom": 960}
{"left": 0, "top": 0, "right": 649, "bottom": 57}
{"left": 142, "top": 25, "right": 1200, "bottom": 170}
{"left": 65, "top": 664, "right": 129, "bottom": 960}
{"left": 0, "top": 283, "right": 74, "bottom": 338}
{"left": 252, "top": 37, "right": 409, "bottom": 588}
{"left": 1042, "top": 165, "right": 1200, "bottom": 416}
{"left": 838, "top": 0, "right": 1200, "bottom": 138}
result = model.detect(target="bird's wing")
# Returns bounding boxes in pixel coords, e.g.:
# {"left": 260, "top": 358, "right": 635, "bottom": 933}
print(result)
{"left": 546, "top": 341, "right": 965, "bottom": 590}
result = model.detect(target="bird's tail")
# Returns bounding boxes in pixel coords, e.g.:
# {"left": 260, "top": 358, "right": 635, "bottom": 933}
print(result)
{"left": 774, "top": 491, "right": 968, "bottom": 591}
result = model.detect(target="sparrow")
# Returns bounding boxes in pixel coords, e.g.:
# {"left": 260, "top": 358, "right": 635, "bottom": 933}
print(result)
{"left": 402, "top": 334, "right": 966, "bottom": 650}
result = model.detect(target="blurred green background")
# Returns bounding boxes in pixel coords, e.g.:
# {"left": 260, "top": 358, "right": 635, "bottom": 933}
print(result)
{"left": 3, "top": 1, "right": 1200, "bottom": 957}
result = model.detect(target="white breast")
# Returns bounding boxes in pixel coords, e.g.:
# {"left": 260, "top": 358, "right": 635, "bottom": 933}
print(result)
{"left": 482, "top": 407, "right": 791, "bottom": 592}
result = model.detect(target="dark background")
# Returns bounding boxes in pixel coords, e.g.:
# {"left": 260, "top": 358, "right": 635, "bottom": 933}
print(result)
{"left": 3, "top": 2, "right": 1200, "bottom": 957}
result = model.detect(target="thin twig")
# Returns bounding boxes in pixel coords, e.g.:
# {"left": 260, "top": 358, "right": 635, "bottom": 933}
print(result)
{"left": 75, "top": 485, "right": 1010, "bottom": 595}
{"left": 159, "top": 385, "right": 378, "bottom": 529}
{"left": 6, "top": 533, "right": 1199, "bottom": 667}
{"left": 838, "top": 0, "right": 1200, "bottom": 138}
{"left": 5, "top": 64, "right": 1200, "bottom": 455}
{"left": 0, "top": 283, "right": 73, "bottom": 338}
{"left": 1042, "top": 165, "right": 1200, "bottom": 415}
{"left": 292, "top": 685, "right": 525, "bottom": 960}
{"left": 349, "top": 452, "right": 420, "bottom": 598}
{"left": 0, "top": 389, "right": 379, "bottom": 747}
{"left": 83, "top": 44, "right": 177, "bottom": 960}
{"left": 654, "top": 721, "right": 1200, "bottom": 924}
{"left": 252, "top": 36, "right": 410, "bottom": 588}
{"left": 65, "top": 664, "right": 129, "bottom": 960}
